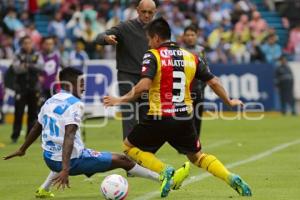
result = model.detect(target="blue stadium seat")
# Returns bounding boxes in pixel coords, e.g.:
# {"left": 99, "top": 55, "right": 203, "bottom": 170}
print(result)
{"left": 34, "top": 13, "right": 51, "bottom": 36}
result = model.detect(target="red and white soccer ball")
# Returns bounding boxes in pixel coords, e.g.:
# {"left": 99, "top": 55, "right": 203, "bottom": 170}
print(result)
{"left": 100, "top": 174, "right": 129, "bottom": 200}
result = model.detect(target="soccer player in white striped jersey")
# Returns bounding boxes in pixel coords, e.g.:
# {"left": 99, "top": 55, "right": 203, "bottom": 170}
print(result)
{"left": 4, "top": 67, "right": 175, "bottom": 198}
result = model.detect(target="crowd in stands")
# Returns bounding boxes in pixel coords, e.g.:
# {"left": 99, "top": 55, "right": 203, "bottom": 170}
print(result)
{"left": 0, "top": 0, "right": 300, "bottom": 65}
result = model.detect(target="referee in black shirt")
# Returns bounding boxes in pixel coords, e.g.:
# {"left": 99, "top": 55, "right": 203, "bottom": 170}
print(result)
{"left": 96, "top": 0, "right": 157, "bottom": 139}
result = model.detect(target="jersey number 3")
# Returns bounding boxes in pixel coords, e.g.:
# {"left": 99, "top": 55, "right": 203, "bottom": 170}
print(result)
{"left": 172, "top": 71, "right": 186, "bottom": 103}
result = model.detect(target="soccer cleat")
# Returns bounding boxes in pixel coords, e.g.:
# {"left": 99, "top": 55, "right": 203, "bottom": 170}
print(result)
{"left": 35, "top": 187, "right": 55, "bottom": 198}
{"left": 171, "top": 162, "right": 190, "bottom": 190}
{"left": 160, "top": 166, "right": 175, "bottom": 198}
{"left": 229, "top": 174, "right": 252, "bottom": 196}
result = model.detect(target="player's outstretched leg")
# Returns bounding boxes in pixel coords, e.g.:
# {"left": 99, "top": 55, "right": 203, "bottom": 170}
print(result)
{"left": 110, "top": 153, "right": 174, "bottom": 198}
{"left": 123, "top": 142, "right": 190, "bottom": 191}
{"left": 35, "top": 171, "right": 57, "bottom": 198}
{"left": 187, "top": 151, "right": 252, "bottom": 196}
{"left": 110, "top": 153, "right": 160, "bottom": 182}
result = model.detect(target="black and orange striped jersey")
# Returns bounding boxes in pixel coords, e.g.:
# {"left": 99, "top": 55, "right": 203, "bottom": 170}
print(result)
{"left": 140, "top": 42, "right": 214, "bottom": 118}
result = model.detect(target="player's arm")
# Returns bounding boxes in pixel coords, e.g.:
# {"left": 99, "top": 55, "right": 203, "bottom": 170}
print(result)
{"left": 3, "top": 121, "right": 42, "bottom": 160}
{"left": 103, "top": 51, "right": 156, "bottom": 106}
{"left": 53, "top": 124, "right": 77, "bottom": 189}
{"left": 104, "top": 78, "right": 152, "bottom": 106}
{"left": 195, "top": 57, "right": 243, "bottom": 108}
{"left": 207, "top": 77, "right": 243, "bottom": 107}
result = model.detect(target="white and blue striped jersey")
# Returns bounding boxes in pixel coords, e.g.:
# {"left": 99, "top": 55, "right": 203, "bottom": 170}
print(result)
{"left": 38, "top": 91, "right": 85, "bottom": 161}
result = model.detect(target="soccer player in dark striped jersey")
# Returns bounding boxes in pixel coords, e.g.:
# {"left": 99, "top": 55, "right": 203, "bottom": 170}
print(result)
{"left": 104, "top": 18, "right": 252, "bottom": 197}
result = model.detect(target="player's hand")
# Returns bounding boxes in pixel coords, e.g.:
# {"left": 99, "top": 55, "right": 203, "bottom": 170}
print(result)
{"left": 229, "top": 99, "right": 244, "bottom": 107}
{"left": 3, "top": 149, "right": 25, "bottom": 160}
{"left": 53, "top": 170, "right": 70, "bottom": 190}
{"left": 103, "top": 96, "right": 122, "bottom": 107}
{"left": 105, "top": 35, "right": 118, "bottom": 45}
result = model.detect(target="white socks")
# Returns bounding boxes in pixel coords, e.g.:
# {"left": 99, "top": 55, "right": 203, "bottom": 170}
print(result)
{"left": 40, "top": 171, "right": 58, "bottom": 191}
{"left": 127, "top": 164, "right": 160, "bottom": 182}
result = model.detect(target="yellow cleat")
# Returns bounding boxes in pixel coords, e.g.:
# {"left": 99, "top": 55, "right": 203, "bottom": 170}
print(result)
{"left": 172, "top": 162, "right": 190, "bottom": 190}
{"left": 35, "top": 187, "right": 55, "bottom": 198}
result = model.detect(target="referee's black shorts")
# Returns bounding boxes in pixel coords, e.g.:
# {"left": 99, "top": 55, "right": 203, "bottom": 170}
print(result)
{"left": 127, "top": 118, "right": 201, "bottom": 154}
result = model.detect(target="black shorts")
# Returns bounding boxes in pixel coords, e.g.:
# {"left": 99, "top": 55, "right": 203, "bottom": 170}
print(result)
{"left": 127, "top": 118, "right": 201, "bottom": 154}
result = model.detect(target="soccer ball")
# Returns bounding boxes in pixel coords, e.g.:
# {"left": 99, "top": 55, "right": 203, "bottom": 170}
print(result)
{"left": 100, "top": 174, "right": 129, "bottom": 200}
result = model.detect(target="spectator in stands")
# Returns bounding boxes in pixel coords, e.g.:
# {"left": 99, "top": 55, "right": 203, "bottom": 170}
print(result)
{"left": 203, "top": 15, "right": 218, "bottom": 38}
{"left": 231, "top": 0, "right": 254, "bottom": 24}
{"left": 124, "top": 1, "right": 138, "bottom": 21}
{"left": 48, "top": 12, "right": 66, "bottom": 42}
{"left": 40, "top": 36, "right": 62, "bottom": 101}
{"left": 59, "top": 0, "right": 79, "bottom": 22}
{"left": 168, "top": 4, "right": 185, "bottom": 24}
{"left": 286, "top": 23, "right": 300, "bottom": 61}
{"left": 249, "top": 11, "right": 268, "bottom": 40}
{"left": 66, "top": 11, "right": 85, "bottom": 42}
{"left": 68, "top": 39, "right": 89, "bottom": 72}
{"left": 210, "top": 3, "right": 223, "bottom": 24}
{"left": 95, "top": 0, "right": 157, "bottom": 139}
{"left": 222, "top": 17, "right": 233, "bottom": 32}
{"left": 108, "top": 2, "right": 124, "bottom": 22}
{"left": 82, "top": 18, "right": 97, "bottom": 59}
{"left": 25, "top": 23, "right": 42, "bottom": 48}
{"left": 260, "top": 34, "right": 282, "bottom": 64}
{"left": 20, "top": 11, "right": 31, "bottom": 27}
{"left": 234, "top": 14, "right": 251, "bottom": 43}
{"left": 275, "top": 56, "right": 297, "bottom": 115}
{"left": 10, "top": 36, "right": 43, "bottom": 143}
{"left": 208, "top": 26, "right": 224, "bottom": 50}
{"left": 207, "top": 45, "right": 229, "bottom": 64}
{"left": 82, "top": 4, "right": 98, "bottom": 33}
{"left": 3, "top": 8, "right": 24, "bottom": 34}
{"left": 247, "top": 36, "right": 265, "bottom": 63}
{"left": 0, "top": 34, "right": 14, "bottom": 59}
{"left": 170, "top": 18, "right": 184, "bottom": 42}
{"left": 58, "top": 40, "right": 71, "bottom": 67}
{"left": 230, "top": 36, "right": 250, "bottom": 64}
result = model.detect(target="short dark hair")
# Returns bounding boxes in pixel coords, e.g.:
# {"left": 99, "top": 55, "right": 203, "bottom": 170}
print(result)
{"left": 19, "top": 35, "right": 31, "bottom": 45}
{"left": 59, "top": 67, "right": 83, "bottom": 87}
{"left": 41, "top": 36, "right": 54, "bottom": 44}
{"left": 145, "top": 17, "right": 171, "bottom": 40}
{"left": 184, "top": 25, "right": 198, "bottom": 34}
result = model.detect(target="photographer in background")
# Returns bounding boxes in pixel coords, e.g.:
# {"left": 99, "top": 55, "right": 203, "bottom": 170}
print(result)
{"left": 275, "top": 55, "right": 297, "bottom": 116}
{"left": 10, "top": 36, "right": 43, "bottom": 143}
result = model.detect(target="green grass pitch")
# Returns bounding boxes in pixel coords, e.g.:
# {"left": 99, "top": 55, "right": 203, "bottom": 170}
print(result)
{"left": 1, "top": 115, "right": 300, "bottom": 200}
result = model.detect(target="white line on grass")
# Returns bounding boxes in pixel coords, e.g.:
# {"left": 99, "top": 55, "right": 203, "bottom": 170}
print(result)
{"left": 203, "top": 140, "right": 232, "bottom": 149}
{"left": 133, "top": 139, "right": 300, "bottom": 200}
